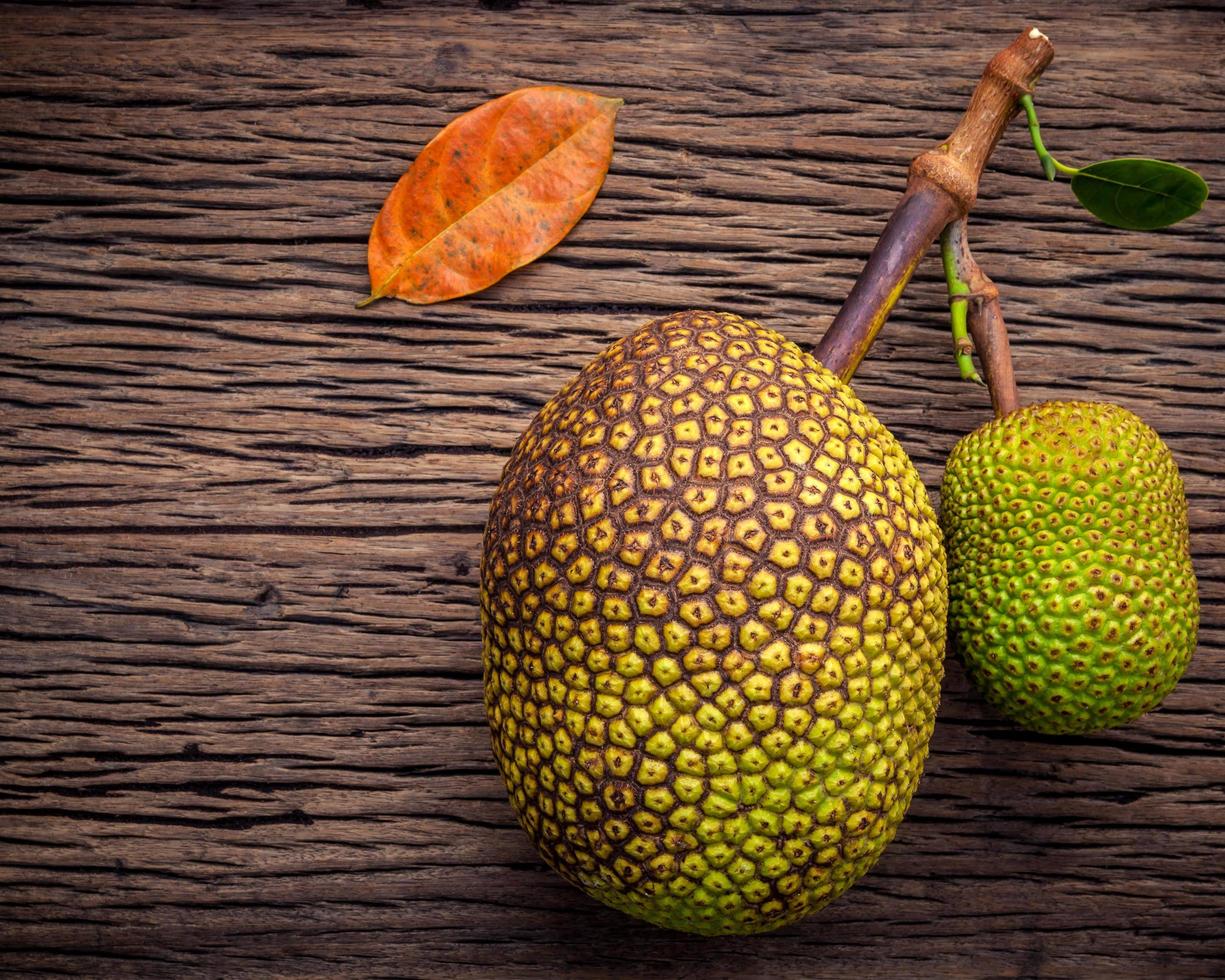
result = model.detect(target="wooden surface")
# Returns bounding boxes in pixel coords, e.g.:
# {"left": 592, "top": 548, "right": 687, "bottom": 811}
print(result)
{"left": 2, "top": 2, "right": 1222, "bottom": 976}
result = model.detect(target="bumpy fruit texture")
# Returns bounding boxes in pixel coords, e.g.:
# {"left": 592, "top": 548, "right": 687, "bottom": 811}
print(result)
{"left": 941, "top": 400, "right": 1198, "bottom": 735}
{"left": 481, "top": 311, "right": 946, "bottom": 935}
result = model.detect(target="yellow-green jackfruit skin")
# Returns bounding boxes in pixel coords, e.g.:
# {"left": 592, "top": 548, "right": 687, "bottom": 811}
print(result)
{"left": 481, "top": 311, "right": 946, "bottom": 935}
{"left": 941, "top": 400, "right": 1198, "bottom": 736}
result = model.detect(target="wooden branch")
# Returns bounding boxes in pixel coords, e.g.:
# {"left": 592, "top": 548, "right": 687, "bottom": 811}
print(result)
{"left": 816, "top": 26, "right": 1054, "bottom": 381}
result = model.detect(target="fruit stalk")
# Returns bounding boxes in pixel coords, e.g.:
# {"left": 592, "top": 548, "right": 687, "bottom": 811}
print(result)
{"left": 941, "top": 217, "right": 1020, "bottom": 416}
{"left": 816, "top": 27, "right": 1054, "bottom": 381}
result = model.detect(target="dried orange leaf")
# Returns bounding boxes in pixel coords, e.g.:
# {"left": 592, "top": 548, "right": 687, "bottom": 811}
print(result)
{"left": 358, "top": 85, "right": 621, "bottom": 308}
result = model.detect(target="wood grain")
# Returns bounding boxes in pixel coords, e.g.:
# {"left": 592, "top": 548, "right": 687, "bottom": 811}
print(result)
{"left": 1, "top": 1, "right": 1222, "bottom": 976}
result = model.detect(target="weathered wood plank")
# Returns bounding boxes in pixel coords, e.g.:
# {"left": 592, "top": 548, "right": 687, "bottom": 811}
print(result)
{"left": 1, "top": 1, "right": 1222, "bottom": 975}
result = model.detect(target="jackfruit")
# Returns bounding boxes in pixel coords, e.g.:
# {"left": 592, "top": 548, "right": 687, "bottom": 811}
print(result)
{"left": 481, "top": 310, "right": 946, "bottom": 934}
{"left": 941, "top": 400, "right": 1197, "bottom": 734}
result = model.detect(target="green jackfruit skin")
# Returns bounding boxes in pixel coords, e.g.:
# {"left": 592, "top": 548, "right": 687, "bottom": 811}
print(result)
{"left": 941, "top": 400, "right": 1198, "bottom": 735}
{"left": 481, "top": 311, "right": 946, "bottom": 935}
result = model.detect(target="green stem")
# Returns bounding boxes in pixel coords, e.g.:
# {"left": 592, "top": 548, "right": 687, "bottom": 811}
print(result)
{"left": 941, "top": 217, "right": 1019, "bottom": 416}
{"left": 1019, "top": 94, "right": 1079, "bottom": 180}
{"left": 938, "top": 225, "right": 983, "bottom": 384}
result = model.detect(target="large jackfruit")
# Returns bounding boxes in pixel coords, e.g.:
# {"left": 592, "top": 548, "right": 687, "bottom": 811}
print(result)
{"left": 481, "top": 311, "right": 946, "bottom": 934}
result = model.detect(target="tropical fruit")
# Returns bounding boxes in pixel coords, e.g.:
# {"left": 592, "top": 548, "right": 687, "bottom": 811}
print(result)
{"left": 481, "top": 310, "right": 947, "bottom": 934}
{"left": 941, "top": 400, "right": 1198, "bottom": 735}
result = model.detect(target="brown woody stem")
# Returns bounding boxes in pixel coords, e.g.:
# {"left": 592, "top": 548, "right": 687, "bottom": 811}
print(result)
{"left": 944, "top": 217, "right": 1020, "bottom": 416}
{"left": 816, "top": 26, "right": 1054, "bottom": 381}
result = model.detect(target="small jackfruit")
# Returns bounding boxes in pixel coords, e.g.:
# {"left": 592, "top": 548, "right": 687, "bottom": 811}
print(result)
{"left": 481, "top": 310, "right": 946, "bottom": 935}
{"left": 941, "top": 400, "right": 1198, "bottom": 735}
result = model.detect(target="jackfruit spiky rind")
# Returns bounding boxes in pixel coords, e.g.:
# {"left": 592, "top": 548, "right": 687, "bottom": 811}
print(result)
{"left": 481, "top": 310, "right": 946, "bottom": 935}
{"left": 941, "top": 400, "right": 1198, "bottom": 735}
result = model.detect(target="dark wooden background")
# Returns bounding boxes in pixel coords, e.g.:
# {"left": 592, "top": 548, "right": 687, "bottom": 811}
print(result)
{"left": 2, "top": 2, "right": 1222, "bottom": 976}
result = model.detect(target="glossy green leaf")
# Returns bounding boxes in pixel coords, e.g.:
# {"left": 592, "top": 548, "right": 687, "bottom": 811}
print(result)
{"left": 1071, "top": 157, "right": 1208, "bottom": 230}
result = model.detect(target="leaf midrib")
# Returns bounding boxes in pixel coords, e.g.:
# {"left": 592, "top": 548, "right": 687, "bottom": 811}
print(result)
{"left": 1075, "top": 169, "right": 1203, "bottom": 207}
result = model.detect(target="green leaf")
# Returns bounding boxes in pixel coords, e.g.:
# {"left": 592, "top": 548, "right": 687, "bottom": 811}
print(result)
{"left": 1070, "top": 157, "right": 1208, "bottom": 230}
